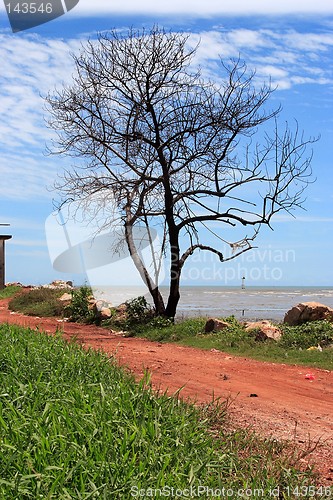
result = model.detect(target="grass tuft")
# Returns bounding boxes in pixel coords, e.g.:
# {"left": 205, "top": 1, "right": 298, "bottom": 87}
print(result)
{"left": 0, "top": 285, "right": 22, "bottom": 299}
{"left": 8, "top": 288, "right": 66, "bottom": 317}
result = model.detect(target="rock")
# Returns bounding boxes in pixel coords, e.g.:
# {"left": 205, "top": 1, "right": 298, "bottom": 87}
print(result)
{"left": 95, "top": 299, "right": 112, "bottom": 310}
{"left": 117, "top": 303, "right": 127, "bottom": 313}
{"left": 43, "top": 280, "right": 73, "bottom": 290}
{"left": 88, "top": 296, "right": 98, "bottom": 310}
{"left": 91, "top": 300, "right": 113, "bottom": 321}
{"left": 204, "top": 318, "right": 230, "bottom": 333}
{"left": 100, "top": 307, "right": 112, "bottom": 320}
{"left": 112, "top": 303, "right": 127, "bottom": 322}
{"left": 245, "top": 320, "right": 282, "bottom": 341}
{"left": 58, "top": 292, "right": 72, "bottom": 302}
{"left": 284, "top": 302, "right": 333, "bottom": 326}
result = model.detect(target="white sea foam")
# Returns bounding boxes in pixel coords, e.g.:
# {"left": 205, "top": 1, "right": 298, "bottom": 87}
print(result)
{"left": 170, "top": 286, "right": 333, "bottom": 320}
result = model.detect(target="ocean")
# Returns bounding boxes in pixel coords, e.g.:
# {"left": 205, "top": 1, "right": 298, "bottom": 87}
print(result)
{"left": 92, "top": 285, "right": 333, "bottom": 322}
{"left": 171, "top": 286, "right": 333, "bottom": 321}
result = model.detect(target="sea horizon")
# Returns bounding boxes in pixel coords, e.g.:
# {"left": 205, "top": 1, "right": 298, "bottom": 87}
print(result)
{"left": 87, "top": 284, "right": 333, "bottom": 321}
{"left": 173, "top": 285, "right": 333, "bottom": 321}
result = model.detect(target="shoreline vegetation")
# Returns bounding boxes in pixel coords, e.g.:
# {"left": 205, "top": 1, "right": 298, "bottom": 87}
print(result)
{"left": 5, "top": 285, "right": 333, "bottom": 371}
{"left": 0, "top": 284, "right": 331, "bottom": 495}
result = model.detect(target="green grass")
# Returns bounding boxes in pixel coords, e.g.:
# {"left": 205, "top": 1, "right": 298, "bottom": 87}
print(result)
{"left": 0, "top": 285, "right": 22, "bottom": 299}
{"left": 0, "top": 324, "right": 318, "bottom": 498}
{"left": 8, "top": 288, "right": 66, "bottom": 317}
{"left": 127, "top": 316, "right": 333, "bottom": 371}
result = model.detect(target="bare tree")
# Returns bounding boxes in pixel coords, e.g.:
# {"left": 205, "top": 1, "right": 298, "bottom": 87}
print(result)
{"left": 46, "top": 27, "right": 315, "bottom": 318}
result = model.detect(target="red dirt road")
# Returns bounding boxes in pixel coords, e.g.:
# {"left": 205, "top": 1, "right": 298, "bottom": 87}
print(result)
{"left": 1, "top": 298, "right": 332, "bottom": 484}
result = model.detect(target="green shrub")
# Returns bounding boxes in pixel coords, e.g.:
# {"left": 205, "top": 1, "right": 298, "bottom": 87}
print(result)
{"left": 65, "top": 286, "right": 96, "bottom": 324}
{"left": 125, "top": 296, "right": 154, "bottom": 325}
{"left": 148, "top": 315, "right": 174, "bottom": 329}
{"left": 280, "top": 320, "right": 333, "bottom": 349}
{"left": 8, "top": 287, "right": 65, "bottom": 317}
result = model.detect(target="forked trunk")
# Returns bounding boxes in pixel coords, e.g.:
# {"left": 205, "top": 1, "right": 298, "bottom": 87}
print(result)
{"left": 125, "top": 220, "right": 166, "bottom": 316}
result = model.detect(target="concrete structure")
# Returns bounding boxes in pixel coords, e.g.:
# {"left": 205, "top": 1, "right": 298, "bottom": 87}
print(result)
{"left": 0, "top": 235, "right": 12, "bottom": 289}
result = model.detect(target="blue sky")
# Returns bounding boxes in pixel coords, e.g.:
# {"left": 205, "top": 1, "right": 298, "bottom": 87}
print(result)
{"left": 0, "top": 0, "right": 333, "bottom": 287}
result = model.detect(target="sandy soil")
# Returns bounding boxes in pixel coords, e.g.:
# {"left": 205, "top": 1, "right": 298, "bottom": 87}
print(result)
{"left": 1, "top": 297, "right": 332, "bottom": 485}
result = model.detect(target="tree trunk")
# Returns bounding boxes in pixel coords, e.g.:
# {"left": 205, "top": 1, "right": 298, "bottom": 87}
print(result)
{"left": 151, "top": 286, "right": 166, "bottom": 316}
{"left": 165, "top": 282, "right": 180, "bottom": 318}
{"left": 165, "top": 243, "right": 181, "bottom": 318}
{"left": 125, "top": 219, "right": 166, "bottom": 316}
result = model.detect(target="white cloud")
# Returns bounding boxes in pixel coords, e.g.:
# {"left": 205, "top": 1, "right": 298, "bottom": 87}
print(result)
{"left": 0, "top": 26, "right": 333, "bottom": 201}
{"left": 0, "top": 34, "right": 81, "bottom": 146}
{"left": 188, "top": 31, "right": 237, "bottom": 61}
{"left": 0, "top": 151, "right": 60, "bottom": 199}
{"left": 227, "top": 29, "right": 333, "bottom": 89}
{"left": 257, "top": 65, "right": 289, "bottom": 79}
{"left": 67, "top": 0, "right": 333, "bottom": 15}
{"left": 190, "top": 28, "right": 333, "bottom": 90}
{"left": 227, "top": 29, "right": 271, "bottom": 49}
{"left": 283, "top": 31, "right": 333, "bottom": 51}
{"left": 0, "top": 34, "right": 83, "bottom": 201}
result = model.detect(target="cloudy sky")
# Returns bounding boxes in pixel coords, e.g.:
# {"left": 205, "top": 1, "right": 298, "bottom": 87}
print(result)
{"left": 0, "top": 0, "right": 333, "bottom": 287}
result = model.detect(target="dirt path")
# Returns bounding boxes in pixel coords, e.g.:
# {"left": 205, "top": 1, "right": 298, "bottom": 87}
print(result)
{"left": 1, "top": 298, "right": 332, "bottom": 484}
